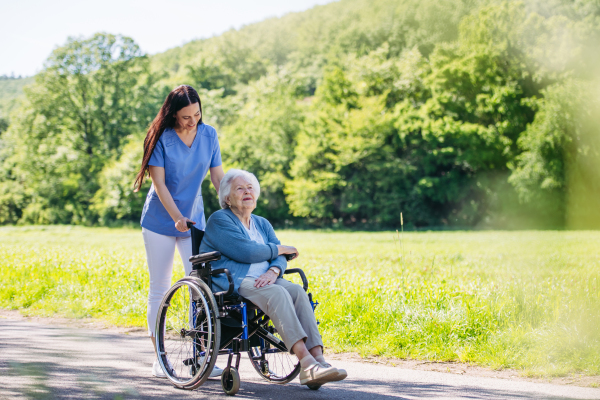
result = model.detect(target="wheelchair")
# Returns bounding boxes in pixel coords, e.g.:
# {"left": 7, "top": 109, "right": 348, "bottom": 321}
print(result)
{"left": 154, "top": 224, "right": 319, "bottom": 396}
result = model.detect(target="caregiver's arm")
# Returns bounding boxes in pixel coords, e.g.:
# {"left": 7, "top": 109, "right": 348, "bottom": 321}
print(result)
{"left": 209, "top": 165, "right": 224, "bottom": 193}
{"left": 149, "top": 166, "right": 194, "bottom": 232}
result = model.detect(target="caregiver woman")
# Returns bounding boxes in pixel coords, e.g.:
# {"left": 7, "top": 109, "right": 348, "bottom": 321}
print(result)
{"left": 133, "top": 85, "right": 224, "bottom": 378}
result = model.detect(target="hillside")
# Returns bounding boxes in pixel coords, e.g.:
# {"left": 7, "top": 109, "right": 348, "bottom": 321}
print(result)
{"left": 0, "top": 77, "right": 34, "bottom": 118}
{"left": 150, "top": 0, "right": 473, "bottom": 82}
{"left": 0, "top": 0, "right": 470, "bottom": 118}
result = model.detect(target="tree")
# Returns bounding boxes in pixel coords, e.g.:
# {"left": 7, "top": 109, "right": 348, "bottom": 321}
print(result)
{"left": 286, "top": 33, "right": 537, "bottom": 227}
{"left": 221, "top": 69, "right": 305, "bottom": 222}
{"left": 2, "top": 0, "right": 600, "bottom": 228}
{"left": 0, "top": 33, "right": 152, "bottom": 224}
{"left": 91, "top": 135, "right": 149, "bottom": 224}
{"left": 0, "top": 118, "right": 8, "bottom": 136}
{"left": 509, "top": 80, "right": 600, "bottom": 228}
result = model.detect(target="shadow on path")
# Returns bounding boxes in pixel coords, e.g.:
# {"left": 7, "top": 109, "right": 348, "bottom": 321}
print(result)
{"left": 0, "top": 320, "right": 589, "bottom": 400}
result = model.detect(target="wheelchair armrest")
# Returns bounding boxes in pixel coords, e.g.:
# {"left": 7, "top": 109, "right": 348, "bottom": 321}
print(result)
{"left": 189, "top": 251, "right": 221, "bottom": 264}
{"left": 211, "top": 268, "right": 234, "bottom": 297}
{"left": 284, "top": 268, "right": 308, "bottom": 291}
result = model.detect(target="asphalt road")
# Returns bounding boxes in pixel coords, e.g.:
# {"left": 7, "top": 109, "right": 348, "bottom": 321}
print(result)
{"left": 1, "top": 319, "right": 599, "bottom": 400}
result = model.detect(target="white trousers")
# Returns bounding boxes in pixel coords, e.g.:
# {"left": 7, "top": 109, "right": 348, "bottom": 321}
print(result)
{"left": 142, "top": 227, "right": 193, "bottom": 336}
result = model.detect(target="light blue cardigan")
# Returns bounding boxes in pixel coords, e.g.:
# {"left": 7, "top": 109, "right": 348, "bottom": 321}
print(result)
{"left": 200, "top": 208, "right": 288, "bottom": 295}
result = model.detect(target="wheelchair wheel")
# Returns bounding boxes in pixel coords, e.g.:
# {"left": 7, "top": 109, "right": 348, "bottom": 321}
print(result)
{"left": 248, "top": 320, "right": 301, "bottom": 384}
{"left": 155, "top": 277, "right": 221, "bottom": 390}
{"left": 221, "top": 367, "right": 240, "bottom": 396}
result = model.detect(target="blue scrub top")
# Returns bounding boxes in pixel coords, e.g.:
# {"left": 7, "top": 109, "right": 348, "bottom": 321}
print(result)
{"left": 140, "top": 123, "right": 222, "bottom": 237}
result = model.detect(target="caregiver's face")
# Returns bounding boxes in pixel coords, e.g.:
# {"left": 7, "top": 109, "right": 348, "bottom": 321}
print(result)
{"left": 228, "top": 176, "right": 257, "bottom": 212}
{"left": 174, "top": 102, "right": 201, "bottom": 133}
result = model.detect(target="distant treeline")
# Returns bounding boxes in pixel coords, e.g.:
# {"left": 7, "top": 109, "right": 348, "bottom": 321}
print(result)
{"left": 1, "top": 0, "right": 599, "bottom": 229}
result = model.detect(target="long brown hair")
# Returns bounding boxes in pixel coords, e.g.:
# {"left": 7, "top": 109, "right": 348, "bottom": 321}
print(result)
{"left": 134, "top": 85, "right": 203, "bottom": 192}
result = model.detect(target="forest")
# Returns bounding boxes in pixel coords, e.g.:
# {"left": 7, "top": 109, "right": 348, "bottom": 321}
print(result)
{"left": 1, "top": 0, "right": 599, "bottom": 229}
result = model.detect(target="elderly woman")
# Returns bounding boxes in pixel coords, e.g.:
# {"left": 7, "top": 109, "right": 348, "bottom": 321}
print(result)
{"left": 200, "top": 169, "right": 347, "bottom": 387}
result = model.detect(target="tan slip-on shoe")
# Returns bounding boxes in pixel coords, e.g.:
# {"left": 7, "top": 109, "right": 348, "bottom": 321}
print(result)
{"left": 320, "top": 361, "right": 347, "bottom": 381}
{"left": 299, "top": 363, "right": 339, "bottom": 386}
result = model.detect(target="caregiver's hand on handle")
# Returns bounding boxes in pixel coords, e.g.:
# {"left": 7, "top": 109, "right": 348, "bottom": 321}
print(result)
{"left": 175, "top": 216, "right": 195, "bottom": 232}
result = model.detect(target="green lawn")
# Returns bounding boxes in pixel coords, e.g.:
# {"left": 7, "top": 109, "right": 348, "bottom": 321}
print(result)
{"left": 1, "top": 226, "right": 598, "bottom": 377}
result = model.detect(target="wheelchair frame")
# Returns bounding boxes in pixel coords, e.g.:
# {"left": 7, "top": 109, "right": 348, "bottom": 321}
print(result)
{"left": 154, "top": 225, "right": 318, "bottom": 396}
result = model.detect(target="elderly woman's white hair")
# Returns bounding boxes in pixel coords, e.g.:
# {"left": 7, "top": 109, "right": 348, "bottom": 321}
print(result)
{"left": 218, "top": 169, "right": 261, "bottom": 209}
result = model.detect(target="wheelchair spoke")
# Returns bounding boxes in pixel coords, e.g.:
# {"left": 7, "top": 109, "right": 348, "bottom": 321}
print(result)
{"left": 247, "top": 319, "right": 301, "bottom": 383}
{"left": 156, "top": 278, "right": 220, "bottom": 389}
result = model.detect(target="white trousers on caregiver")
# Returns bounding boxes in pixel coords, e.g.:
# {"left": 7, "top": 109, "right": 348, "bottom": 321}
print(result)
{"left": 142, "top": 227, "right": 192, "bottom": 336}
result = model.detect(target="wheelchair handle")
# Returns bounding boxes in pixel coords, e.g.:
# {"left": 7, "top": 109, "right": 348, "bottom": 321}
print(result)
{"left": 186, "top": 221, "right": 194, "bottom": 229}
{"left": 212, "top": 268, "right": 235, "bottom": 297}
{"left": 284, "top": 268, "right": 308, "bottom": 291}
{"left": 189, "top": 251, "right": 221, "bottom": 265}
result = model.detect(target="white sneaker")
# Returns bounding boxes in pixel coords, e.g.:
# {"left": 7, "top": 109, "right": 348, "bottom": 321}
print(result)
{"left": 198, "top": 355, "right": 223, "bottom": 378}
{"left": 210, "top": 365, "right": 224, "bottom": 378}
{"left": 152, "top": 359, "right": 168, "bottom": 378}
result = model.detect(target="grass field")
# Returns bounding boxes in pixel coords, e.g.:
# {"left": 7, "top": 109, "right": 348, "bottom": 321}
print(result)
{"left": 1, "top": 226, "right": 598, "bottom": 377}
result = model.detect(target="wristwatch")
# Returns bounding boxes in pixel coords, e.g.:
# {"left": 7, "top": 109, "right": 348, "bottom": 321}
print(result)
{"left": 269, "top": 267, "right": 280, "bottom": 276}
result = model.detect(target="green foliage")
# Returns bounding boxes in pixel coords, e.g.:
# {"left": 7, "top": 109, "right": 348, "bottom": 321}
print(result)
{"left": 220, "top": 70, "right": 305, "bottom": 221}
{"left": 1, "top": 0, "right": 599, "bottom": 227}
{"left": 0, "top": 33, "right": 155, "bottom": 224}
{"left": 0, "top": 117, "right": 8, "bottom": 135}
{"left": 91, "top": 135, "right": 150, "bottom": 224}
{"left": 286, "top": 22, "right": 539, "bottom": 226}
{"left": 0, "top": 76, "right": 34, "bottom": 118}
{"left": 286, "top": 59, "right": 403, "bottom": 223}
{"left": 149, "top": 0, "right": 472, "bottom": 77}
{"left": 1, "top": 226, "right": 599, "bottom": 376}
{"left": 509, "top": 80, "right": 600, "bottom": 228}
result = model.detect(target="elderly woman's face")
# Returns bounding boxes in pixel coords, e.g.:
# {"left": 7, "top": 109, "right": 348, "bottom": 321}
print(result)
{"left": 227, "top": 176, "right": 257, "bottom": 211}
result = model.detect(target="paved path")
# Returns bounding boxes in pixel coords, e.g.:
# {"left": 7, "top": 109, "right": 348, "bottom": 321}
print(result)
{"left": 1, "top": 319, "right": 599, "bottom": 400}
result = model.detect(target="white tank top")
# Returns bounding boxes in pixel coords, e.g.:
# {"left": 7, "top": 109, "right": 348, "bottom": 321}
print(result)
{"left": 244, "top": 218, "right": 271, "bottom": 278}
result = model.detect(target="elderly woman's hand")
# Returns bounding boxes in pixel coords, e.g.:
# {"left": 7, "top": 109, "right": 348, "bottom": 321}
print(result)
{"left": 254, "top": 268, "right": 279, "bottom": 288}
{"left": 277, "top": 245, "right": 299, "bottom": 260}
